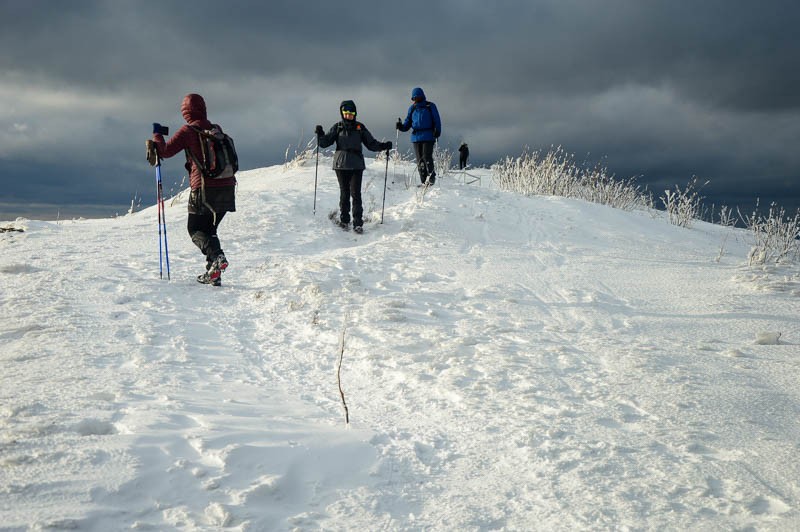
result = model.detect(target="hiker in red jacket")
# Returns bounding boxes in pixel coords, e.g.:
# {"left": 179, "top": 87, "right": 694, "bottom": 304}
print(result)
{"left": 150, "top": 93, "right": 236, "bottom": 286}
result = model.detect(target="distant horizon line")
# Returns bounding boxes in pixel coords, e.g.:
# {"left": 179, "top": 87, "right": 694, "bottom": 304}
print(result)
{"left": 0, "top": 201, "right": 133, "bottom": 223}
{"left": 2, "top": 185, "right": 798, "bottom": 225}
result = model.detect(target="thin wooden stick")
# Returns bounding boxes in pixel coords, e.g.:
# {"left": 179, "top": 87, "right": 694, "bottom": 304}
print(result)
{"left": 337, "top": 326, "right": 350, "bottom": 426}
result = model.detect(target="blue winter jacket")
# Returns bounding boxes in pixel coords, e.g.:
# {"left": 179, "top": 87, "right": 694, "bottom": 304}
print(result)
{"left": 399, "top": 88, "right": 442, "bottom": 143}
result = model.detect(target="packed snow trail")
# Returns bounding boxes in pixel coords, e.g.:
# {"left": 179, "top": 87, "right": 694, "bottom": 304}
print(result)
{"left": 1, "top": 157, "right": 799, "bottom": 530}
{"left": 234, "top": 163, "right": 800, "bottom": 530}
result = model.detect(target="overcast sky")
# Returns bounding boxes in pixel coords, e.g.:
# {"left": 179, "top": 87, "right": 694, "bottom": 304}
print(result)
{"left": 1, "top": 0, "right": 799, "bottom": 219}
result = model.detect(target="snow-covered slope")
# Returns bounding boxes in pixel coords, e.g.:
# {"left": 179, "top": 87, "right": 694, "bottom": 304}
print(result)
{"left": 1, "top": 158, "right": 799, "bottom": 531}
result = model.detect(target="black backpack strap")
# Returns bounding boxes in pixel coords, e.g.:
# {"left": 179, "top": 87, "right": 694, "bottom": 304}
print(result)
{"left": 185, "top": 126, "right": 218, "bottom": 223}
{"left": 187, "top": 125, "right": 210, "bottom": 168}
{"left": 185, "top": 147, "right": 205, "bottom": 175}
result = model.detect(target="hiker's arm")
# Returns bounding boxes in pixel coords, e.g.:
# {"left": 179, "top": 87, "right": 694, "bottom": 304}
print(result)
{"left": 360, "top": 125, "right": 386, "bottom": 152}
{"left": 153, "top": 125, "right": 192, "bottom": 159}
{"left": 317, "top": 124, "right": 337, "bottom": 149}
{"left": 398, "top": 107, "right": 412, "bottom": 132}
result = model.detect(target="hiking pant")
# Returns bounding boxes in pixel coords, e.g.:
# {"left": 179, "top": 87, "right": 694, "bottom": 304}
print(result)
{"left": 188, "top": 210, "right": 226, "bottom": 267}
{"left": 413, "top": 141, "right": 436, "bottom": 184}
{"left": 459, "top": 154, "right": 468, "bottom": 169}
{"left": 335, "top": 169, "right": 364, "bottom": 227}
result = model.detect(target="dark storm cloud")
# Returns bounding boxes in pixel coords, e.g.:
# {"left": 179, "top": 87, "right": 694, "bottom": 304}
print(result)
{"left": 1, "top": 0, "right": 799, "bottom": 220}
{"left": 8, "top": 0, "right": 797, "bottom": 107}
{"left": 471, "top": 1, "right": 800, "bottom": 111}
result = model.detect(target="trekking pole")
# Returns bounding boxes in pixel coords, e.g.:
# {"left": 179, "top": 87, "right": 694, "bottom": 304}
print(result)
{"left": 381, "top": 148, "right": 390, "bottom": 224}
{"left": 155, "top": 157, "right": 171, "bottom": 280}
{"left": 313, "top": 140, "right": 319, "bottom": 215}
{"left": 160, "top": 172, "right": 171, "bottom": 281}
{"left": 156, "top": 161, "right": 163, "bottom": 279}
{"left": 393, "top": 128, "right": 399, "bottom": 184}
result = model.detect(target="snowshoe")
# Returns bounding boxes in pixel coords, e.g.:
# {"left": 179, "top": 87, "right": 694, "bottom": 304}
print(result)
{"left": 197, "top": 272, "right": 221, "bottom": 286}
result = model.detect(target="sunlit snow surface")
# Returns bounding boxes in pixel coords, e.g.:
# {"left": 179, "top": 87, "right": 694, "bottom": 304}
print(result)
{"left": 2, "top": 158, "right": 799, "bottom": 531}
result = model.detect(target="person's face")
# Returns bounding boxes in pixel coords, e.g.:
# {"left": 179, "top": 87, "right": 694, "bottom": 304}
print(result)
{"left": 342, "top": 110, "right": 356, "bottom": 120}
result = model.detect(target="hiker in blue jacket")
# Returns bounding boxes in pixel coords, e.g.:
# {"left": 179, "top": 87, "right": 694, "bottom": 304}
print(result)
{"left": 396, "top": 87, "right": 442, "bottom": 185}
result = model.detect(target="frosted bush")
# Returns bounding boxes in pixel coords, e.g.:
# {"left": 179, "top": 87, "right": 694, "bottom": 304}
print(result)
{"left": 491, "top": 146, "right": 648, "bottom": 211}
{"left": 284, "top": 137, "right": 317, "bottom": 170}
{"left": 660, "top": 177, "right": 707, "bottom": 228}
{"left": 433, "top": 145, "right": 453, "bottom": 178}
{"left": 740, "top": 201, "right": 800, "bottom": 265}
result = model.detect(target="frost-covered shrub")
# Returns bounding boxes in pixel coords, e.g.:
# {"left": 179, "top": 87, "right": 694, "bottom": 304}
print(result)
{"left": 390, "top": 148, "right": 406, "bottom": 168}
{"left": 660, "top": 177, "right": 707, "bottom": 228}
{"left": 433, "top": 145, "right": 453, "bottom": 178}
{"left": 741, "top": 201, "right": 800, "bottom": 265}
{"left": 374, "top": 149, "right": 389, "bottom": 162}
{"left": 284, "top": 137, "right": 317, "bottom": 170}
{"left": 491, "top": 146, "right": 648, "bottom": 210}
{"left": 716, "top": 204, "right": 736, "bottom": 228}
{"left": 581, "top": 165, "right": 647, "bottom": 212}
{"left": 127, "top": 192, "right": 142, "bottom": 215}
{"left": 492, "top": 146, "right": 578, "bottom": 198}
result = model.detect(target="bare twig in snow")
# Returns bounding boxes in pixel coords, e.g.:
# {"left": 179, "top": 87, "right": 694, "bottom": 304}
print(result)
{"left": 337, "top": 326, "right": 350, "bottom": 426}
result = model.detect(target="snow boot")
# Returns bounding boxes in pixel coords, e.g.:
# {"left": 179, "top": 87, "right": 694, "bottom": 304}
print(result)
{"left": 197, "top": 272, "right": 221, "bottom": 286}
{"left": 208, "top": 253, "right": 228, "bottom": 280}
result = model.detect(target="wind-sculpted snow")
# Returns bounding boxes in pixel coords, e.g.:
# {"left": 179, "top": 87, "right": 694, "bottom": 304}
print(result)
{"left": 1, "top": 159, "right": 799, "bottom": 530}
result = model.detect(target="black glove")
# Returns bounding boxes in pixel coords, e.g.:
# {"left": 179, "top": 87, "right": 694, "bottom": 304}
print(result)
{"left": 382, "top": 141, "right": 392, "bottom": 151}
{"left": 395, "top": 119, "right": 402, "bottom": 130}
{"left": 434, "top": 129, "right": 441, "bottom": 138}
{"left": 315, "top": 125, "right": 324, "bottom": 136}
{"left": 145, "top": 140, "right": 158, "bottom": 166}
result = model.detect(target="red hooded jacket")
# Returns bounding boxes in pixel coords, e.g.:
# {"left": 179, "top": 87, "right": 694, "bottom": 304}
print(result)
{"left": 153, "top": 94, "right": 236, "bottom": 191}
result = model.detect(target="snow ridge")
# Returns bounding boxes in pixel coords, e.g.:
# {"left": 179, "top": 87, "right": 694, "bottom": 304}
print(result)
{"left": 1, "top": 159, "right": 799, "bottom": 530}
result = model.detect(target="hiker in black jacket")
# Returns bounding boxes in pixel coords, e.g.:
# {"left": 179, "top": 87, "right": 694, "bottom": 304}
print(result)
{"left": 458, "top": 142, "right": 469, "bottom": 170}
{"left": 316, "top": 100, "right": 391, "bottom": 233}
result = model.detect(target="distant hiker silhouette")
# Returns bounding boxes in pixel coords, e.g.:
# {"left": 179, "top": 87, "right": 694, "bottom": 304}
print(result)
{"left": 458, "top": 142, "right": 469, "bottom": 170}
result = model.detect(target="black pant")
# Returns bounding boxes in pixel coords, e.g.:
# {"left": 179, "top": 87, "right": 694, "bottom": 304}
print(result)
{"left": 187, "top": 211, "right": 226, "bottom": 267}
{"left": 413, "top": 141, "right": 436, "bottom": 183}
{"left": 459, "top": 154, "right": 468, "bottom": 169}
{"left": 335, "top": 169, "right": 363, "bottom": 226}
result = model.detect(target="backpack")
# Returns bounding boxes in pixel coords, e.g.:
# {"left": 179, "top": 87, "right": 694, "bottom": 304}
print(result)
{"left": 412, "top": 102, "right": 435, "bottom": 133}
{"left": 186, "top": 125, "right": 238, "bottom": 179}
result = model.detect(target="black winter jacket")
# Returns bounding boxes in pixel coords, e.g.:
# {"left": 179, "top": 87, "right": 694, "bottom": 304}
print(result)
{"left": 318, "top": 120, "right": 386, "bottom": 171}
